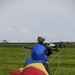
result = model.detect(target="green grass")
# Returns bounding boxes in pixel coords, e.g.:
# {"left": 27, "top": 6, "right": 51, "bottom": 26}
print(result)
{"left": 0, "top": 47, "right": 26, "bottom": 75}
{"left": 0, "top": 47, "right": 75, "bottom": 75}
{"left": 48, "top": 48, "right": 75, "bottom": 75}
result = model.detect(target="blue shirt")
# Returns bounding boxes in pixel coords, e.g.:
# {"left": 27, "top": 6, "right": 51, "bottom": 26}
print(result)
{"left": 24, "top": 44, "right": 47, "bottom": 67}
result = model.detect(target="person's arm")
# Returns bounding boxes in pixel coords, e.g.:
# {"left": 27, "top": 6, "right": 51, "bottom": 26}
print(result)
{"left": 50, "top": 47, "right": 59, "bottom": 52}
{"left": 44, "top": 43, "right": 59, "bottom": 52}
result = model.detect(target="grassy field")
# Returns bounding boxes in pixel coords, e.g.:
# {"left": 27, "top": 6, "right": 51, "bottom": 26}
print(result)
{"left": 49, "top": 48, "right": 75, "bottom": 75}
{"left": 0, "top": 47, "right": 75, "bottom": 75}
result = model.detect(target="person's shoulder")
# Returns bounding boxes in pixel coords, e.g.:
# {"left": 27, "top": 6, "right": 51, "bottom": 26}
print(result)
{"left": 43, "top": 43, "right": 51, "bottom": 49}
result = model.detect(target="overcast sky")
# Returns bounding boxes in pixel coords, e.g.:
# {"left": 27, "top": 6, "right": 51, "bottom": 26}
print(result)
{"left": 0, "top": 0, "right": 75, "bottom": 42}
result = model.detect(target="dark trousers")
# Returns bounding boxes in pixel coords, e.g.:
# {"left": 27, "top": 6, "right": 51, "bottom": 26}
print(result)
{"left": 43, "top": 63, "right": 50, "bottom": 75}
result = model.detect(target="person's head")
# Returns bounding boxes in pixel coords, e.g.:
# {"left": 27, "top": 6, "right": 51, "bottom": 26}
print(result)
{"left": 37, "top": 37, "right": 45, "bottom": 44}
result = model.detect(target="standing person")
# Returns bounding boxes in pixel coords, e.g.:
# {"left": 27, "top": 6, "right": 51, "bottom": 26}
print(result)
{"left": 37, "top": 37, "right": 59, "bottom": 75}
{"left": 23, "top": 36, "right": 59, "bottom": 75}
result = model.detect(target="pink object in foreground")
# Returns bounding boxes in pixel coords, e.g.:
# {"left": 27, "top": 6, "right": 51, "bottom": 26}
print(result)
{"left": 10, "top": 70, "right": 20, "bottom": 75}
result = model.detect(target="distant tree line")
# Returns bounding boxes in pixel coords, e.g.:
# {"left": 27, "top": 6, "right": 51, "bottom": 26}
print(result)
{"left": 0, "top": 40, "right": 75, "bottom": 48}
{"left": 53, "top": 42, "right": 75, "bottom": 48}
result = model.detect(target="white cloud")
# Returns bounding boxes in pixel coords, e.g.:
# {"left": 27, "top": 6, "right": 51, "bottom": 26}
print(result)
{"left": 0, "top": 27, "right": 15, "bottom": 33}
{"left": 19, "top": 27, "right": 32, "bottom": 37}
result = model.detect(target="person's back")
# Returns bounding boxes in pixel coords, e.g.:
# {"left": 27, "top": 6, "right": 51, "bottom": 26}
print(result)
{"left": 24, "top": 43, "right": 47, "bottom": 66}
{"left": 31, "top": 43, "right": 47, "bottom": 62}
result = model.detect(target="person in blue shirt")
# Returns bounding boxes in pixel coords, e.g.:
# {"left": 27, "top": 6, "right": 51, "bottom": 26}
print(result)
{"left": 23, "top": 36, "right": 59, "bottom": 75}
{"left": 23, "top": 38, "right": 47, "bottom": 66}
